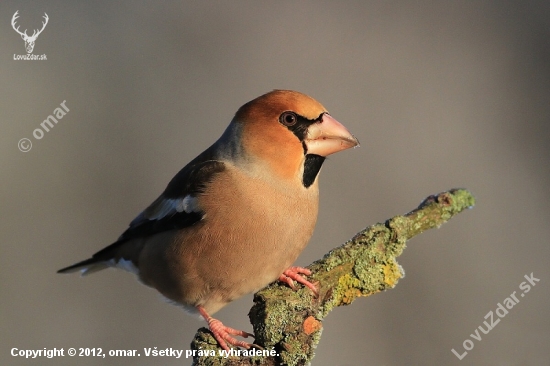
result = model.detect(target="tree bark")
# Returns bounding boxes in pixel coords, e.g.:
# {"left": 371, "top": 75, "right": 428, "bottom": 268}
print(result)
{"left": 192, "top": 188, "right": 475, "bottom": 366}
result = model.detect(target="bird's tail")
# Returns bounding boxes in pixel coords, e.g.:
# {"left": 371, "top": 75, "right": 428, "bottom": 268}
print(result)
{"left": 57, "top": 258, "right": 110, "bottom": 276}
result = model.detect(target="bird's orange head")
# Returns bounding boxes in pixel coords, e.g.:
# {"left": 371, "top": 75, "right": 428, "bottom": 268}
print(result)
{"left": 220, "top": 90, "right": 359, "bottom": 187}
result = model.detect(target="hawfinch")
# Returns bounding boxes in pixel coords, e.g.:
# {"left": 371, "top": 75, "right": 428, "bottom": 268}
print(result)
{"left": 58, "top": 90, "right": 359, "bottom": 350}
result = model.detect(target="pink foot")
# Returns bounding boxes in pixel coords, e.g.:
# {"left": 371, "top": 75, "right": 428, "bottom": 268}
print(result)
{"left": 279, "top": 266, "right": 318, "bottom": 296}
{"left": 197, "top": 306, "right": 254, "bottom": 351}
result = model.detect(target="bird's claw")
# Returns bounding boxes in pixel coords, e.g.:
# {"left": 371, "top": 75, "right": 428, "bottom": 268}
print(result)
{"left": 198, "top": 305, "right": 255, "bottom": 351}
{"left": 279, "top": 266, "right": 318, "bottom": 296}
{"left": 207, "top": 318, "right": 254, "bottom": 351}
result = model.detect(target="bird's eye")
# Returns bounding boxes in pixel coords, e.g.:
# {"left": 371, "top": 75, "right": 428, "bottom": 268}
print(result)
{"left": 280, "top": 111, "right": 297, "bottom": 126}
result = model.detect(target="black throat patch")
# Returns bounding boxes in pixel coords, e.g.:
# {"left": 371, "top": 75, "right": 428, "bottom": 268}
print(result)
{"left": 303, "top": 154, "right": 325, "bottom": 188}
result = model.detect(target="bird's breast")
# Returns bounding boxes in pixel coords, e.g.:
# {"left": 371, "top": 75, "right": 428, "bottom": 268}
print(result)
{"left": 167, "top": 165, "right": 319, "bottom": 313}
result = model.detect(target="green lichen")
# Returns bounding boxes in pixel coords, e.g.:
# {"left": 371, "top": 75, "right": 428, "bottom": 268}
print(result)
{"left": 334, "top": 273, "right": 362, "bottom": 305}
{"left": 192, "top": 189, "right": 475, "bottom": 366}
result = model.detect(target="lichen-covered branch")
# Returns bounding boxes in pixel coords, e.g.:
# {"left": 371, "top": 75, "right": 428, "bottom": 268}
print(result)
{"left": 192, "top": 189, "right": 475, "bottom": 366}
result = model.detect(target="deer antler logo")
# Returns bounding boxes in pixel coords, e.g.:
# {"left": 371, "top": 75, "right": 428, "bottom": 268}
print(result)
{"left": 11, "top": 11, "right": 49, "bottom": 54}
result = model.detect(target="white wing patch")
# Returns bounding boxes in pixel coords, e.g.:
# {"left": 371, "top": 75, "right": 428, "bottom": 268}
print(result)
{"left": 128, "top": 195, "right": 203, "bottom": 229}
{"left": 181, "top": 195, "right": 201, "bottom": 213}
{"left": 146, "top": 195, "right": 201, "bottom": 221}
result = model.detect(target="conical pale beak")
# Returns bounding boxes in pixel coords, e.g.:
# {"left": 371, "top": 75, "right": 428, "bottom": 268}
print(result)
{"left": 305, "top": 114, "right": 359, "bottom": 156}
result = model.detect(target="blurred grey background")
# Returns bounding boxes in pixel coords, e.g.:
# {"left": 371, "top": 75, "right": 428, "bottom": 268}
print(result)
{"left": 1, "top": 1, "right": 549, "bottom": 365}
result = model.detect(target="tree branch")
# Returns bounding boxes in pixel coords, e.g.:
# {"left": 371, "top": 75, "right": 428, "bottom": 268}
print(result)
{"left": 191, "top": 188, "right": 475, "bottom": 365}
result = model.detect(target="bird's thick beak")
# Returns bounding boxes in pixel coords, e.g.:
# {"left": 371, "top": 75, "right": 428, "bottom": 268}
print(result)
{"left": 305, "top": 113, "right": 359, "bottom": 156}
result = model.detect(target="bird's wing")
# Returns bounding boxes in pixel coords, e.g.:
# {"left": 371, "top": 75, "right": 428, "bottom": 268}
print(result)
{"left": 118, "top": 159, "right": 226, "bottom": 242}
{"left": 57, "top": 158, "right": 226, "bottom": 274}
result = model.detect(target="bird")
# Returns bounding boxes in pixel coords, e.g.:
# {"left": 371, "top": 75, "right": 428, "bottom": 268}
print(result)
{"left": 58, "top": 90, "right": 359, "bottom": 350}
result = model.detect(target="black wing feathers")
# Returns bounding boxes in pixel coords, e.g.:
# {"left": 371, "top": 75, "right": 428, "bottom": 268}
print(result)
{"left": 57, "top": 157, "right": 226, "bottom": 273}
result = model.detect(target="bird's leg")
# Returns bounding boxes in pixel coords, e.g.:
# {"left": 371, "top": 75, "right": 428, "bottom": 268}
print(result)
{"left": 197, "top": 305, "right": 254, "bottom": 351}
{"left": 279, "top": 266, "right": 318, "bottom": 296}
